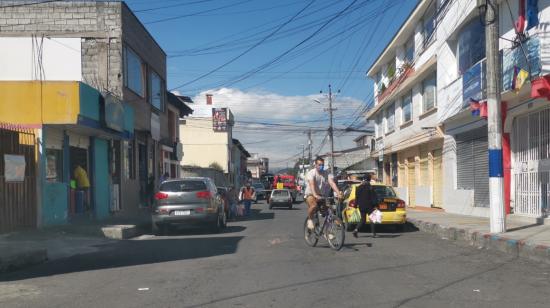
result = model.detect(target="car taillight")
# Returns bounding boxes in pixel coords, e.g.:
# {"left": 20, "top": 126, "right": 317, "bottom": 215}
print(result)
{"left": 196, "top": 191, "right": 212, "bottom": 199}
{"left": 397, "top": 200, "right": 406, "bottom": 208}
{"left": 154, "top": 192, "right": 168, "bottom": 200}
{"left": 349, "top": 199, "right": 356, "bottom": 208}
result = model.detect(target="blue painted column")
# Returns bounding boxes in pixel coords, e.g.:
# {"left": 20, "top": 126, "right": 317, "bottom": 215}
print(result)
{"left": 92, "top": 138, "right": 110, "bottom": 219}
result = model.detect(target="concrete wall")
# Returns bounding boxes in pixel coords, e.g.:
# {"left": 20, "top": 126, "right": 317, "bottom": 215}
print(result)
{"left": 180, "top": 117, "right": 230, "bottom": 173}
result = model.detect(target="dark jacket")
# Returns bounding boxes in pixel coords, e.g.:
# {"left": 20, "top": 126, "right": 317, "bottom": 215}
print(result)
{"left": 355, "top": 182, "right": 376, "bottom": 214}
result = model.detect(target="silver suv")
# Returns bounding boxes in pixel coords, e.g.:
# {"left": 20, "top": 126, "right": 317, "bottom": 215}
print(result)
{"left": 152, "top": 177, "right": 226, "bottom": 235}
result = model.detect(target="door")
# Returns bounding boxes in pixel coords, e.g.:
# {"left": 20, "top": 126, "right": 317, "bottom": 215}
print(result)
{"left": 138, "top": 143, "right": 148, "bottom": 206}
{"left": 407, "top": 157, "right": 416, "bottom": 207}
{"left": 513, "top": 109, "right": 550, "bottom": 217}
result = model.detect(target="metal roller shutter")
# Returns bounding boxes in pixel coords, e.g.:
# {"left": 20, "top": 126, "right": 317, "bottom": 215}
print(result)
{"left": 473, "top": 137, "right": 489, "bottom": 207}
{"left": 408, "top": 157, "right": 416, "bottom": 207}
{"left": 45, "top": 127, "right": 64, "bottom": 150}
{"left": 433, "top": 149, "right": 443, "bottom": 208}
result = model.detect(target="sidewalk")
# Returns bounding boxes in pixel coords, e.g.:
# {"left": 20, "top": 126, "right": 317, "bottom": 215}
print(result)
{"left": 407, "top": 207, "right": 550, "bottom": 265}
{"left": 0, "top": 212, "right": 152, "bottom": 273}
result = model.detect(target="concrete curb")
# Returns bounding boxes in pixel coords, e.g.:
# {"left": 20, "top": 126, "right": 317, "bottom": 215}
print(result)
{"left": 0, "top": 249, "right": 48, "bottom": 273}
{"left": 101, "top": 224, "right": 147, "bottom": 240}
{"left": 407, "top": 218, "right": 550, "bottom": 265}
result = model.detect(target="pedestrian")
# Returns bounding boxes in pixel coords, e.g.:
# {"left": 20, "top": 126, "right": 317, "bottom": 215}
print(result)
{"left": 353, "top": 174, "right": 378, "bottom": 238}
{"left": 227, "top": 186, "right": 238, "bottom": 220}
{"left": 239, "top": 182, "right": 256, "bottom": 216}
{"left": 73, "top": 164, "right": 90, "bottom": 211}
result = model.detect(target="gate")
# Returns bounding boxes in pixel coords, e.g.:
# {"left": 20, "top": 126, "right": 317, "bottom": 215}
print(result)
{"left": 0, "top": 124, "right": 37, "bottom": 233}
{"left": 512, "top": 108, "right": 550, "bottom": 217}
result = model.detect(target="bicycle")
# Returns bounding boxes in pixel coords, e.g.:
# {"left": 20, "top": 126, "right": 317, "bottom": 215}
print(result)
{"left": 304, "top": 197, "right": 345, "bottom": 251}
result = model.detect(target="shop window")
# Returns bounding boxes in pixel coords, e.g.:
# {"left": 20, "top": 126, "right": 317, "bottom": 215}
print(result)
{"left": 457, "top": 18, "right": 485, "bottom": 74}
{"left": 46, "top": 149, "right": 63, "bottom": 182}
{"left": 149, "top": 70, "right": 163, "bottom": 110}
{"left": 402, "top": 92, "right": 412, "bottom": 123}
{"left": 123, "top": 46, "right": 145, "bottom": 97}
{"left": 386, "top": 103, "right": 395, "bottom": 133}
{"left": 422, "top": 73, "right": 437, "bottom": 112}
{"left": 124, "top": 140, "right": 136, "bottom": 179}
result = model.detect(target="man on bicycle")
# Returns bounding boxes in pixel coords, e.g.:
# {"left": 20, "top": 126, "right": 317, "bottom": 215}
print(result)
{"left": 305, "top": 157, "right": 342, "bottom": 230}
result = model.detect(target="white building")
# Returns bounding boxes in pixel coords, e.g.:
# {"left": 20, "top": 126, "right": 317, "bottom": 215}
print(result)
{"left": 367, "top": 0, "right": 550, "bottom": 220}
{"left": 366, "top": 0, "right": 443, "bottom": 207}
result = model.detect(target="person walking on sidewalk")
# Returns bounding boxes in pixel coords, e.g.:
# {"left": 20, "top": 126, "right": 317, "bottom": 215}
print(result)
{"left": 353, "top": 174, "right": 377, "bottom": 238}
{"left": 227, "top": 186, "right": 238, "bottom": 220}
{"left": 239, "top": 182, "right": 256, "bottom": 216}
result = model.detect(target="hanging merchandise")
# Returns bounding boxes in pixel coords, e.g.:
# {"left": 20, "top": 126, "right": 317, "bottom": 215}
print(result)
{"left": 516, "top": 0, "right": 526, "bottom": 33}
{"left": 470, "top": 98, "right": 481, "bottom": 116}
{"left": 512, "top": 66, "right": 530, "bottom": 92}
{"left": 526, "top": 0, "right": 539, "bottom": 31}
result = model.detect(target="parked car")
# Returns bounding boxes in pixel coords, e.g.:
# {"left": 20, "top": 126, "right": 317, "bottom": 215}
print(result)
{"left": 152, "top": 177, "right": 226, "bottom": 235}
{"left": 342, "top": 183, "right": 406, "bottom": 231}
{"left": 252, "top": 182, "right": 266, "bottom": 203}
{"left": 269, "top": 189, "right": 293, "bottom": 209}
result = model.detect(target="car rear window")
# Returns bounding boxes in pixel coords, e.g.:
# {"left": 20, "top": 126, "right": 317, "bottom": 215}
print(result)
{"left": 272, "top": 190, "right": 289, "bottom": 196}
{"left": 160, "top": 180, "right": 207, "bottom": 192}
{"left": 373, "top": 186, "right": 397, "bottom": 198}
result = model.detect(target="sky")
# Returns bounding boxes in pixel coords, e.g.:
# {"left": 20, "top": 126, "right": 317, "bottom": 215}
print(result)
{"left": 125, "top": 0, "right": 419, "bottom": 169}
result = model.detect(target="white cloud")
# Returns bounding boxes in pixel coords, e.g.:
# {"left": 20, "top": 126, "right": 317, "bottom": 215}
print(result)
{"left": 189, "top": 88, "right": 369, "bottom": 170}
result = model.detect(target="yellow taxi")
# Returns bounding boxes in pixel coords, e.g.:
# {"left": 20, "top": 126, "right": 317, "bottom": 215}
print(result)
{"left": 341, "top": 182, "right": 407, "bottom": 231}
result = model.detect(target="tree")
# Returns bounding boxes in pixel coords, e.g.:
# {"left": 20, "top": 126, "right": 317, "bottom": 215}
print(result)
{"left": 209, "top": 162, "right": 224, "bottom": 172}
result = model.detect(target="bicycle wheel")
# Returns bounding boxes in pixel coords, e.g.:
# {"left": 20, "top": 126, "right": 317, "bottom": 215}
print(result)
{"left": 327, "top": 217, "right": 345, "bottom": 251}
{"left": 304, "top": 217, "right": 318, "bottom": 247}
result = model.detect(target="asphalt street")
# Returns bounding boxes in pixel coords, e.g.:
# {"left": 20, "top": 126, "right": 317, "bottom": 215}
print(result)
{"left": 1, "top": 200, "right": 550, "bottom": 308}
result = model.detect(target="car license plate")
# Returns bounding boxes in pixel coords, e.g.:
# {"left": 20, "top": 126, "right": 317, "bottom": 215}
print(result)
{"left": 173, "top": 210, "right": 191, "bottom": 216}
{"left": 379, "top": 204, "right": 387, "bottom": 210}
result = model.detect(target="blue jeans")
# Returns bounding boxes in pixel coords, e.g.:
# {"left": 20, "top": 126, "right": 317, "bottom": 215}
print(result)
{"left": 243, "top": 200, "right": 252, "bottom": 216}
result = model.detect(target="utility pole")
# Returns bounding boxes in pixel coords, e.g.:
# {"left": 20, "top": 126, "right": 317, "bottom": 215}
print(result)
{"left": 325, "top": 84, "right": 338, "bottom": 175}
{"left": 307, "top": 129, "right": 312, "bottom": 166}
{"left": 485, "top": 0, "right": 506, "bottom": 233}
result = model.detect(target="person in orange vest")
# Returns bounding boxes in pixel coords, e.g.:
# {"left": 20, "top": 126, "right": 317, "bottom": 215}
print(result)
{"left": 239, "top": 182, "right": 256, "bottom": 216}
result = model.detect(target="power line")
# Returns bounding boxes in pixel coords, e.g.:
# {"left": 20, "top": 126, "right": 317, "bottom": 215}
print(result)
{"left": 144, "top": 0, "right": 253, "bottom": 24}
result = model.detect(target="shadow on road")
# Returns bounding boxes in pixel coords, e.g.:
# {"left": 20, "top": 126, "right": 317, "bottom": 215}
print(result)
{"left": 162, "top": 225, "right": 247, "bottom": 236}
{"left": 238, "top": 209, "right": 275, "bottom": 221}
{"left": 0, "top": 236, "right": 244, "bottom": 282}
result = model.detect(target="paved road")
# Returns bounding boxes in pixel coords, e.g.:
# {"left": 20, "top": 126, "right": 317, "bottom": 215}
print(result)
{"left": 1, "top": 201, "right": 550, "bottom": 308}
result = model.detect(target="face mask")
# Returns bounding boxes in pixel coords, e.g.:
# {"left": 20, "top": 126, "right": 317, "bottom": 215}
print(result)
{"left": 318, "top": 164, "right": 324, "bottom": 172}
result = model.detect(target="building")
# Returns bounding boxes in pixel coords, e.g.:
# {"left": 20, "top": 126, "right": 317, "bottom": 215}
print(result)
{"left": 164, "top": 92, "right": 193, "bottom": 179}
{"left": 232, "top": 139, "right": 251, "bottom": 188}
{"left": 179, "top": 95, "right": 237, "bottom": 184}
{"left": 366, "top": 0, "right": 550, "bottom": 220}
{"left": 366, "top": 0, "right": 444, "bottom": 207}
{"left": 435, "top": 0, "right": 550, "bottom": 218}
{"left": 0, "top": 0, "right": 169, "bottom": 227}
{"left": 338, "top": 133, "right": 378, "bottom": 175}
{"left": 247, "top": 154, "right": 269, "bottom": 179}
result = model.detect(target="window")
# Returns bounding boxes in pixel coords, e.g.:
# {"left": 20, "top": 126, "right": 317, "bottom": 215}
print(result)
{"left": 422, "top": 73, "right": 437, "bottom": 112}
{"left": 46, "top": 149, "right": 63, "bottom": 182}
{"left": 376, "top": 113, "right": 383, "bottom": 137}
{"left": 387, "top": 60, "right": 396, "bottom": 80}
{"left": 457, "top": 18, "right": 485, "bottom": 74}
{"left": 423, "top": 3, "right": 436, "bottom": 46}
{"left": 149, "top": 70, "right": 163, "bottom": 110}
{"left": 402, "top": 92, "right": 412, "bottom": 123}
{"left": 124, "top": 140, "right": 136, "bottom": 179}
{"left": 405, "top": 37, "right": 414, "bottom": 64}
{"left": 124, "top": 47, "right": 145, "bottom": 97}
{"left": 160, "top": 180, "right": 207, "bottom": 192}
{"left": 386, "top": 103, "right": 395, "bottom": 133}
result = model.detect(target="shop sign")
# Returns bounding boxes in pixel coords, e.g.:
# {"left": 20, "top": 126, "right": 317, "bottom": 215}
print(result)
{"left": 212, "top": 108, "right": 228, "bottom": 132}
{"left": 4, "top": 154, "right": 25, "bottom": 182}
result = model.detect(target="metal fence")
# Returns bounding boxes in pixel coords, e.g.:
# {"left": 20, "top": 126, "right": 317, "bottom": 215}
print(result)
{"left": 0, "top": 124, "right": 37, "bottom": 233}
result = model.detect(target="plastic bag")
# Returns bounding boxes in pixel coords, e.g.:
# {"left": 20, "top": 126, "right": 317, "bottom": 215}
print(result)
{"left": 345, "top": 207, "right": 362, "bottom": 224}
{"left": 369, "top": 209, "right": 383, "bottom": 224}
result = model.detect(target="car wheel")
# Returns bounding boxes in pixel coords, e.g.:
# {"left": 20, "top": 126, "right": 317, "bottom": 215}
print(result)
{"left": 152, "top": 223, "right": 165, "bottom": 236}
